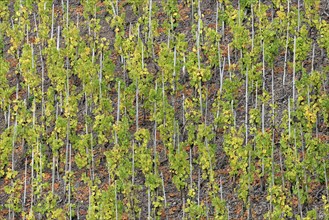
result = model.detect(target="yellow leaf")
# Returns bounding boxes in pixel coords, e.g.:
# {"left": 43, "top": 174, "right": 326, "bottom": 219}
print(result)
{"left": 277, "top": 11, "right": 285, "bottom": 20}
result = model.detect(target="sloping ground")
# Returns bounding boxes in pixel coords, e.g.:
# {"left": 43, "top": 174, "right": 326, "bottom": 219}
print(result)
{"left": 0, "top": 0, "right": 329, "bottom": 219}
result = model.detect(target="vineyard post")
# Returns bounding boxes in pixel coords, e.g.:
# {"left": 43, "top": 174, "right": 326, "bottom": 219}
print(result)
{"left": 300, "top": 127, "right": 308, "bottom": 203}
{"left": 269, "top": 67, "right": 275, "bottom": 215}
{"left": 90, "top": 132, "right": 95, "bottom": 181}
{"left": 153, "top": 83, "right": 157, "bottom": 171}
{"left": 182, "top": 196, "right": 185, "bottom": 219}
{"left": 148, "top": 188, "right": 151, "bottom": 219}
{"left": 288, "top": 97, "right": 291, "bottom": 137}
{"left": 28, "top": 43, "right": 33, "bottom": 101}
{"left": 23, "top": 158, "right": 27, "bottom": 206}
{"left": 251, "top": 4, "right": 254, "bottom": 50}
{"left": 216, "top": 1, "right": 218, "bottom": 34}
{"left": 271, "top": 67, "right": 275, "bottom": 188}
{"left": 245, "top": 66, "right": 252, "bottom": 219}
{"left": 228, "top": 44, "right": 231, "bottom": 80}
{"left": 148, "top": 0, "right": 152, "bottom": 41}
{"left": 324, "top": 162, "right": 329, "bottom": 201}
{"left": 51, "top": 3, "right": 54, "bottom": 39}
{"left": 40, "top": 49, "right": 45, "bottom": 119}
{"left": 99, "top": 52, "right": 103, "bottom": 100}
{"left": 173, "top": 46, "right": 176, "bottom": 107}
{"left": 292, "top": 36, "right": 296, "bottom": 106}
{"left": 197, "top": 168, "right": 200, "bottom": 206}
{"left": 115, "top": 81, "right": 120, "bottom": 145}
{"left": 190, "top": 147, "right": 193, "bottom": 189}
{"left": 30, "top": 138, "right": 35, "bottom": 214}
{"left": 261, "top": 40, "right": 265, "bottom": 134}
{"left": 57, "top": 26, "right": 60, "bottom": 50}
{"left": 66, "top": 0, "right": 69, "bottom": 28}
{"left": 136, "top": 78, "right": 139, "bottom": 131}
{"left": 293, "top": 128, "right": 303, "bottom": 218}
{"left": 218, "top": 42, "right": 223, "bottom": 93}
{"left": 115, "top": 180, "right": 118, "bottom": 220}
{"left": 183, "top": 94, "right": 185, "bottom": 133}
{"left": 160, "top": 171, "right": 167, "bottom": 209}
{"left": 245, "top": 68, "right": 248, "bottom": 146}
{"left": 283, "top": 1, "right": 290, "bottom": 86}
{"left": 64, "top": 124, "right": 69, "bottom": 195}
{"left": 297, "top": 0, "right": 300, "bottom": 31}
{"left": 110, "top": 0, "right": 116, "bottom": 16}
{"left": 311, "top": 43, "right": 315, "bottom": 72}
{"left": 68, "top": 143, "right": 72, "bottom": 220}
